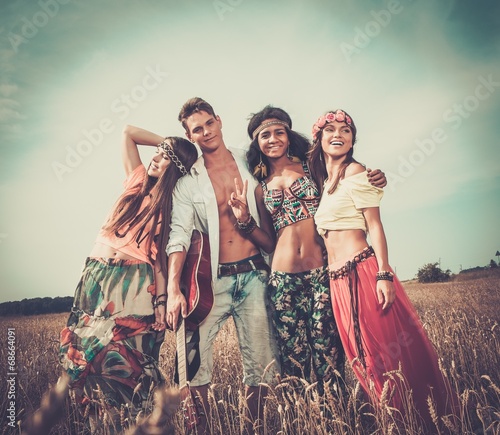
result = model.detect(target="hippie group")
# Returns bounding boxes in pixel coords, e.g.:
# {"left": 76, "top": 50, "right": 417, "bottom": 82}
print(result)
{"left": 59, "top": 97, "right": 459, "bottom": 433}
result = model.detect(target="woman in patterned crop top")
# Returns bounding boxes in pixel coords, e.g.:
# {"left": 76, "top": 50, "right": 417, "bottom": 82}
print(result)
{"left": 59, "top": 125, "right": 198, "bottom": 431}
{"left": 309, "top": 109, "right": 458, "bottom": 430}
{"left": 241, "top": 106, "right": 385, "bottom": 395}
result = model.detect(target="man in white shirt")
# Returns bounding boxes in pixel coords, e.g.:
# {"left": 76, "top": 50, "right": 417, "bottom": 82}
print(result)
{"left": 166, "top": 97, "right": 278, "bottom": 434}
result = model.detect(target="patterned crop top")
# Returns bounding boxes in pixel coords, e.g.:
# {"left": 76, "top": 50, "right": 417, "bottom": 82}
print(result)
{"left": 261, "top": 161, "right": 320, "bottom": 232}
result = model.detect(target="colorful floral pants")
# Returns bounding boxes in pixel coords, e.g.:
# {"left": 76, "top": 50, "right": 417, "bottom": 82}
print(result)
{"left": 269, "top": 266, "right": 345, "bottom": 391}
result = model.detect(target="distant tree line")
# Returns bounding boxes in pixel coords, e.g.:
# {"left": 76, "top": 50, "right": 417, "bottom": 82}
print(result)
{"left": 3, "top": 257, "right": 499, "bottom": 311}
{"left": 0, "top": 296, "right": 73, "bottom": 317}
{"left": 417, "top": 258, "right": 498, "bottom": 283}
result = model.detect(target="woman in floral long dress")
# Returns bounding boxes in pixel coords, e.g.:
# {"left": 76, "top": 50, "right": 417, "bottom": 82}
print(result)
{"left": 59, "top": 125, "right": 198, "bottom": 427}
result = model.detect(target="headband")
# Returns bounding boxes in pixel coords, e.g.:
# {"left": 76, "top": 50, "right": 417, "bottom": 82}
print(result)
{"left": 252, "top": 119, "right": 290, "bottom": 140}
{"left": 311, "top": 110, "right": 353, "bottom": 141}
{"left": 158, "top": 139, "right": 188, "bottom": 176}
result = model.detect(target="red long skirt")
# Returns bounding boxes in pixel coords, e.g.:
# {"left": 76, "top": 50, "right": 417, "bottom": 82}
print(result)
{"left": 329, "top": 254, "right": 456, "bottom": 427}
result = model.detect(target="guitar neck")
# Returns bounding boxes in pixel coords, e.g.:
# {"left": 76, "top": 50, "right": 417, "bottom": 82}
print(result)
{"left": 176, "top": 318, "right": 188, "bottom": 389}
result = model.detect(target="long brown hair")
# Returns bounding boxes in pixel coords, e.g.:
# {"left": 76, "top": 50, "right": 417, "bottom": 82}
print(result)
{"left": 308, "top": 110, "right": 358, "bottom": 195}
{"left": 178, "top": 97, "right": 217, "bottom": 133}
{"left": 102, "top": 137, "right": 198, "bottom": 275}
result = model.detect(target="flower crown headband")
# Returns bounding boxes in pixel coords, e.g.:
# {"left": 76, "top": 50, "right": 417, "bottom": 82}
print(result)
{"left": 158, "top": 139, "right": 188, "bottom": 176}
{"left": 311, "top": 109, "right": 353, "bottom": 141}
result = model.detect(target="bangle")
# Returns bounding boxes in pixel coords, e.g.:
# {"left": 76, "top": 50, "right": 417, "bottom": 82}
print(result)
{"left": 153, "top": 300, "right": 166, "bottom": 309}
{"left": 152, "top": 294, "right": 167, "bottom": 308}
{"left": 236, "top": 215, "right": 257, "bottom": 235}
{"left": 237, "top": 214, "right": 252, "bottom": 225}
{"left": 376, "top": 271, "right": 394, "bottom": 282}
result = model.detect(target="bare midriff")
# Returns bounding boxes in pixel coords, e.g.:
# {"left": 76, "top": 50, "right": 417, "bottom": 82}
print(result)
{"left": 273, "top": 219, "right": 325, "bottom": 273}
{"left": 322, "top": 229, "right": 369, "bottom": 269}
{"left": 218, "top": 211, "right": 260, "bottom": 263}
{"left": 89, "top": 242, "right": 141, "bottom": 261}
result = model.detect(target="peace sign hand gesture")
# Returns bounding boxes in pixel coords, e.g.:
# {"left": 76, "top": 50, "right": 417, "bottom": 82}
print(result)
{"left": 228, "top": 178, "right": 250, "bottom": 222}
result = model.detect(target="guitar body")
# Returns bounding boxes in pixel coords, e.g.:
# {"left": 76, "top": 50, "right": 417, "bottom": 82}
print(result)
{"left": 180, "top": 229, "right": 213, "bottom": 330}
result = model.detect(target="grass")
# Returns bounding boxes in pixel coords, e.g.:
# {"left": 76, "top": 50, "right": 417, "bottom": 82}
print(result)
{"left": 0, "top": 269, "right": 499, "bottom": 434}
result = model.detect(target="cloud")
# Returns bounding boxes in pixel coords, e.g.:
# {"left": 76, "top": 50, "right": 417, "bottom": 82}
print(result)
{"left": 0, "top": 97, "right": 22, "bottom": 120}
{"left": 0, "top": 83, "right": 18, "bottom": 96}
{"left": 0, "top": 83, "right": 23, "bottom": 142}
{"left": 0, "top": 49, "right": 16, "bottom": 75}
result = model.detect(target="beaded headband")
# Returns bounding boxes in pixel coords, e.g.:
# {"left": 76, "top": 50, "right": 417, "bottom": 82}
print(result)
{"left": 311, "top": 109, "right": 353, "bottom": 141}
{"left": 158, "top": 139, "right": 188, "bottom": 176}
{"left": 252, "top": 119, "right": 290, "bottom": 140}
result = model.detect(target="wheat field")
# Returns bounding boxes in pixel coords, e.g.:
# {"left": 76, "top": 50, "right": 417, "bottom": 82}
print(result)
{"left": 1, "top": 269, "right": 499, "bottom": 434}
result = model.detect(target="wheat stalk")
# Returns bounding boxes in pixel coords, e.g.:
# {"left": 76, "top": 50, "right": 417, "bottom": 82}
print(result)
{"left": 125, "top": 387, "right": 180, "bottom": 435}
{"left": 21, "top": 374, "right": 69, "bottom": 435}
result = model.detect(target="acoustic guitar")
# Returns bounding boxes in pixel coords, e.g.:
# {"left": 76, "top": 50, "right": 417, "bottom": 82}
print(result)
{"left": 177, "top": 229, "right": 213, "bottom": 431}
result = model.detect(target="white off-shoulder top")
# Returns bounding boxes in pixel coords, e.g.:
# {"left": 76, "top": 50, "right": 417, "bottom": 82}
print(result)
{"left": 314, "top": 171, "right": 383, "bottom": 236}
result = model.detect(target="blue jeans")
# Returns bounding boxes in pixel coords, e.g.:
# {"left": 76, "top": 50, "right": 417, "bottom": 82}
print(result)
{"left": 190, "top": 268, "right": 279, "bottom": 386}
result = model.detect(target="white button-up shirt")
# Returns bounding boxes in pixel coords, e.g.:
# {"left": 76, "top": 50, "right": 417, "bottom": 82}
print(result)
{"left": 166, "top": 147, "right": 262, "bottom": 284}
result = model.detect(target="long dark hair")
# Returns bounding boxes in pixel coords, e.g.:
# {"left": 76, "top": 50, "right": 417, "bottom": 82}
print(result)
{"left": 246, "top": 105, "right": 311, "bottom": 181}
{"left": 308, "top": 109, "right": 359, "bottom": 195}
{"left": 102, "top": 137, "right": 198, "bottom": 275}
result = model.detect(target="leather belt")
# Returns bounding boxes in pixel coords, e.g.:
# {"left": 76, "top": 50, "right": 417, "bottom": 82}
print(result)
{"left": 218, "top": 255, "right": 270, "bottom": 277}
{"left": 328, "top": 246, "right": 375, "bottom": 280}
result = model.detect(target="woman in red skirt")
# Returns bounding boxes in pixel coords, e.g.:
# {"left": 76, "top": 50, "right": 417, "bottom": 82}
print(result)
{"left": 308, "top": 109, "right": 457, "bottom": 430}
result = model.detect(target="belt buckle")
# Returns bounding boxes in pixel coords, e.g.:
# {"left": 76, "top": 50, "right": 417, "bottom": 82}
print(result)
{"left": 230, "top": 263, "right": 239, "bottom": 275}
{"left": 219, "top": 262, "right": 238, "bottom": 276}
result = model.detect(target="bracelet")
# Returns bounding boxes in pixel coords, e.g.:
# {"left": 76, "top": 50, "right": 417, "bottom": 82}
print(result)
{"left": 376, "top": 271, "right": 394, "bottom": 282}
{"left": 236, "top": 215, "right": 257, "bottom": 235}
{"left": 237, "top": 214, "right": 252, "bottom": 225}
{"left": 152, "top": 294, "right": 167, "bottom": 308}
{"left": 153, "top": 300, "right": 166, "bottom": 309}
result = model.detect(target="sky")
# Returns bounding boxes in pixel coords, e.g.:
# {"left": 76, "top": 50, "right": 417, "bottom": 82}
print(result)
{"left": 0, "top": 0, "right": 499, "bottom": 303}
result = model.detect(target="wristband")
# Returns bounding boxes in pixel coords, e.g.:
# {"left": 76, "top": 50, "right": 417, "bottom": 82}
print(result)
{"left": 236, "top": 215, "right": 257, "bottom": 235}
{"left": 376, "top": 271, "right": 394, "bottom": 282}
{"left": 152, "top": 293, "right": 167, "bottom": 308}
